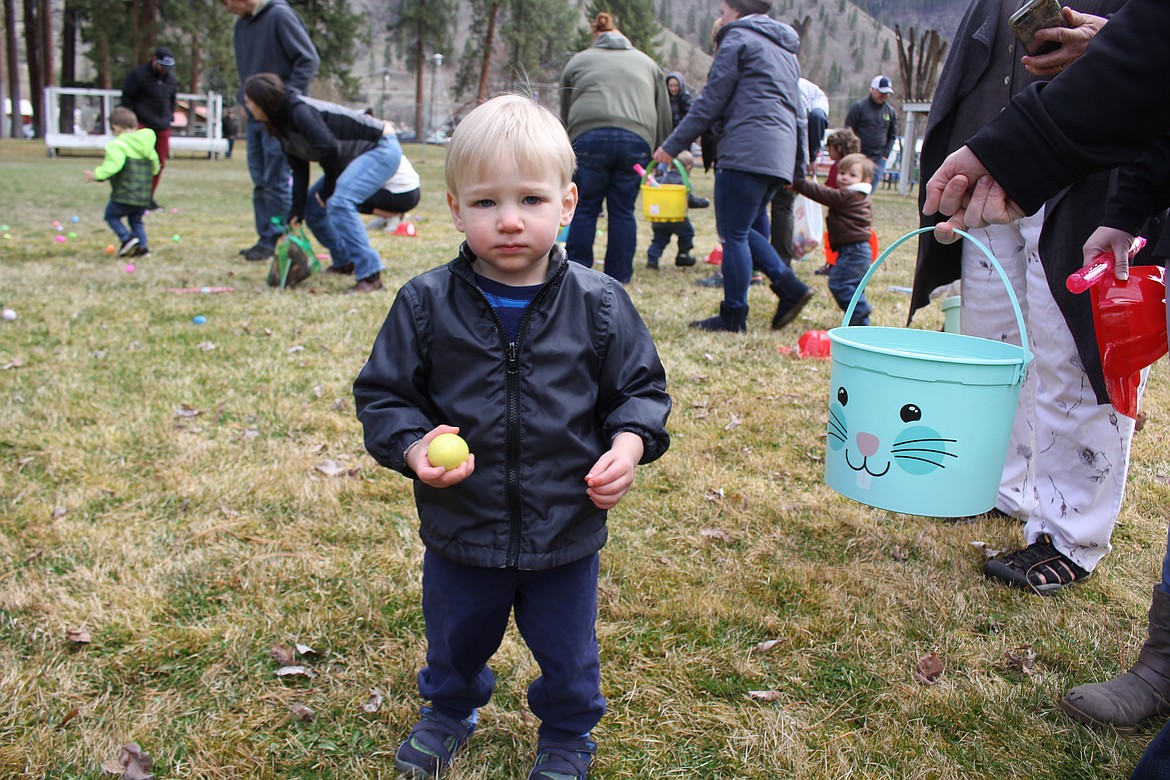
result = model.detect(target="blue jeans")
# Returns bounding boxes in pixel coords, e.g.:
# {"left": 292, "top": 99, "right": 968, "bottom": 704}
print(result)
{"left": 870, "top": 155, "right": 888, "bottom": 193}
{"left": 648, "top": 218, "right": 695, "bottom": 259}
{"left": 305, "top": 137, "right": 401, "bottom": 280}
{"left": 246, "top": 118, "right": 292, "bottom": 250}
{"left": 566, "top": 128, "right": 650, "bottom": 283}
{"left": 104, "top": 201, "right": 147, "bottom": 248}
{"left": 418, "top": 550, "right": 606, "bottom": 742}
{"left": 714, "top": 168, "right": 809, "bottom": 309}
{"left": 828, "top": 241, "right": 872, "bottom": 325}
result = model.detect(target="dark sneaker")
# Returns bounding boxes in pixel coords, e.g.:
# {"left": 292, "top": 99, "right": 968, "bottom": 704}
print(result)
{"left": 117, "top": 237, "right": 139, "bottom": 257}
{"left": 147, "top": 199, "right": 162, "bottom": 212}
{"left": 243, "top": 244, "right": 274, "bottom": 262}
{"left": 772, "top": 289, "right": 814, "bottom": 331}
{"left": 528, "top": 735, "right": 597, "bottom": 780}
{"left": 695, "top": 272, "right": 724, "bottom": 288}
{"left": 325, "top": 262, "right": 355, "bottom": 275}
{"left": 131, "top": 246, "right": 151, "bottom": 258}
{"left": 814, "top": 263, "right": 832, "bottom": 276}
{"left": 983, "top": 534, "right": 1091, "bottom": 595}
{"left": 647, "top": 256, "right": 660, "bottom": 270}
{"left": 345, "top": 274, "right": 384, "bottom": 294}
{"left": 394, "top": 707, "right": 476, "bottom": 779}
{"left": 675, "top": 252, "right": 696, "bottom": 267}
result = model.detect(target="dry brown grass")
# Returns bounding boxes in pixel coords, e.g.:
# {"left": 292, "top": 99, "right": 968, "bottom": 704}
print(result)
{"left": 1, "top": 139, "right": 1167, "bottom": 779}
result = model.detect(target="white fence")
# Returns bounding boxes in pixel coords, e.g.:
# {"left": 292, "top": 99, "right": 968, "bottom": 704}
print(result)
{"left": 43, "top": 86, "right": 228, "bottom": 159}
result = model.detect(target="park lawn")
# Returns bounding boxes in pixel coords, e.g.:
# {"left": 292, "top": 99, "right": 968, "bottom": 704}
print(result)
{"left": 1, "top": 138, "right": 1167, "bottom": 779}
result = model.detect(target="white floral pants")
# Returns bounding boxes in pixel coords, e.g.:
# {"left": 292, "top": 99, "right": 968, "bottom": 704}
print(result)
{"left": 959, "top": 207, "right": 1143, "bottom": 572}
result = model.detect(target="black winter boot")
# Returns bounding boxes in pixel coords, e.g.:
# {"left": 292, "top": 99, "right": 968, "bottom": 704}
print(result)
{"left": 690, "top": 302, "right": 748, "bottom": 333}
{"left": 1061, "top": 586, "right": 1170, "bottom": 733}
{"left": 771, "top": 284, "right": 814, "bottom": 331}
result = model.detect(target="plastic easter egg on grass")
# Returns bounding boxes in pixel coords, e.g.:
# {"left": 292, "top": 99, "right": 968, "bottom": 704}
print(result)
{"left": 193, "top": 315, "right": 207, "bottom": 325}
{"left": 71, "top": 215, "right": 80, "bottom": 223}
{"left": 2, "top": 308, "right": 16, "bottom": 321}
{"left": 105, "top": 244, "right": 116, "bottom": 254}
{"left": 172, "top": 234, "right": 181, "bottom": 242}
{"left": 125, "top": 264, "right": 136, "bottom": 273}
{"left": 54, "top": 235, "right": 66, "bottom": 243}
{"left": 427, "top": 433, "right": 469, "bottom": 470}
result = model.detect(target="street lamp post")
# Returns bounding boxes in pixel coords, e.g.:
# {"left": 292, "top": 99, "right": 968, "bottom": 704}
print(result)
{"left": 429, "top": 53, "right": 444, "bottom": 143}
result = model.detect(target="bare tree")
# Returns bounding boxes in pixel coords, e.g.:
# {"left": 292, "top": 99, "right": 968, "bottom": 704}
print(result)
{"left": 22, "top": 0, "right": 41, "bottom": 136}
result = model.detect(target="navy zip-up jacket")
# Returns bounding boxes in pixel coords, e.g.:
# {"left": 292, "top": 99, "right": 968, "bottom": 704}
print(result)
{"left": 354, "top": 244, "right": 672, "bottom": 571}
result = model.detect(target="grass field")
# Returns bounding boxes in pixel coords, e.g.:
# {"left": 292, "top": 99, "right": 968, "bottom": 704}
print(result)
{"left": 2, "top": 138, "right": 1168, "bottom": 779}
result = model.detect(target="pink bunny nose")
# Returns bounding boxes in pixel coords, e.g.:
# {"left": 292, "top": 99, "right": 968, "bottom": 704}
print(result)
{"left": 856, "top": 432, "right": 879, "bottom": 458}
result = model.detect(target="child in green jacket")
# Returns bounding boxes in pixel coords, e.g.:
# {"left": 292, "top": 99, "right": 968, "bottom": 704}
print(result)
{"left": 84, "top": 106, "right": 160, "bottom": 257}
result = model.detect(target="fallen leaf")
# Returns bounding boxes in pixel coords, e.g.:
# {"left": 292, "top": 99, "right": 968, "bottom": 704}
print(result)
{"left": 700, "top": 527, "right": 734, "bottom": 543}
{"left": 118, "top": 743, "right": 154, "bottom": 780}
{"left": 17, "top": 456, "right": 34, "bottom": 468}
{"left": 704, "top": 488, "right": 724, "bottom": 502}
{"left": 196, "top": 341, "right": 217, "bottom": 352}
{"left": 270, "top": 645, "right": 296, "bottom": 666}
{"left": 724, "top": 414, "right": 743, "bottom": 431}
{"left": 242, "top": 428, "right": 260, "bottom": 441}
{"left": 313, "top": 385, "right": 324, "bottom": 398}
{"left": 1004, "top": 645, "right": 1038, "bottom": 676}
{"left": 804, "top": 451, "right": 823, "bottom": 462}
{"left": 65, "top": 628, "right": 91, "bottom": 644}
{"left": 295, "top": 643, "right": 317, "bottom": 656}
{"left": 751, "top": 639, "right": 786, "bottom": 655}
{"left": 914, "top": 652, "right": 945, "bottom": 685}
{"left": 1136, "top": 411, "right": 1147, "bottom": 432}
{"left": 175, "top": 404, "right": 201, "bottom": 419}
{"left": 51, "top": 506, "right": 67, "bottom": 519}
{"left": 101, "top": 758, "right": 124, "bottom": 774}
{"left": 747, "top": 689, "right": 782, "bottom": 701}
{"left": 315, "top": 460, "right": 347, "bottom": 477}
{"left": 2, "top": 358, "right": 25, "bottom": 370}
{"left": 362, "top": 689, "right": 384, "bottom": 713}
{"left": 289, "top": 702, "right": 315, "bottom": 721}
{"left": 333, "top": 398, "right": 349, "bottom": 411}
{"left": 288, "top": 345, "right": 305, "bottom": 354}
{"left": 891, "top": 544, "right": 909, "bottom": 562}
{"left": 970, "top": 541, "right": 1004, "bottom": 560}
{"left": 57, "top": 707, "right": 80, "bottom": 729}
{"left": 276, "top": 665, "right": 318, "bottom": 679}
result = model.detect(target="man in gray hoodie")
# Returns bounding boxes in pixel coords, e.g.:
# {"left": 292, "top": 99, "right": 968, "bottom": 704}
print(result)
{"left": 223, "top": 0, "right": 319, "bottom": 262}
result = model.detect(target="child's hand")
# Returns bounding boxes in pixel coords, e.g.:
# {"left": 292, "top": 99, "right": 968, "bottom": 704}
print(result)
{"left": 408, "top": 425, "right": 475, "bottom": 488}
{"left": 83, "top": 170, "right": 95, "bottom": 182}
{"left": 584, "top": 432, "right": 644, "bottom": 510}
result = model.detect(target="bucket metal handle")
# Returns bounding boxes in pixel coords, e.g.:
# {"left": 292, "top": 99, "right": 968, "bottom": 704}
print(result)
{"left": 840, "top": 226, "right": 1033, "bottom": 366}
{"left": 641, "top": 158, "right": 692, "bottom": 192}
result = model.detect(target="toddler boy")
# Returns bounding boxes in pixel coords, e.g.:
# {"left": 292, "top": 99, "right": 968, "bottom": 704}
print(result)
{"left": 83, "top": 106, "right": 160, "bottom": 258}
{"left": 791, "top": 153, "right": 875, "bottom": 325}
{"left": 646, "top": 149, "right": 709, "bottom": 269}
{"left": 353, "top": 94, "right": 672, "bottom": 780}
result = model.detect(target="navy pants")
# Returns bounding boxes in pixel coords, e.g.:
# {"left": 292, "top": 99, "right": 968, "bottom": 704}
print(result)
{"left": 418, "top": 550, "right": 606, "bottom": 742}
{"left": 648, "top": 218, "right": 695, "bottom": 260}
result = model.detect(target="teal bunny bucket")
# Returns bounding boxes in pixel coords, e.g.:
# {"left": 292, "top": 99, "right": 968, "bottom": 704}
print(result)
{"left": 824, "top": 228, "right": 1032, "bottom": 517}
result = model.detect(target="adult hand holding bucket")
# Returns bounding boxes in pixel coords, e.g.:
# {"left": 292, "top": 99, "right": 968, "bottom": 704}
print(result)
{"left": 823, "top": 227, "right": 1032, "bottom": 517}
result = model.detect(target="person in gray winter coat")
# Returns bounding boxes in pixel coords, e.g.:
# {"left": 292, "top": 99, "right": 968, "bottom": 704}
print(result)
{"left": 653, "top": 0, "right": 811, "bottom": 333}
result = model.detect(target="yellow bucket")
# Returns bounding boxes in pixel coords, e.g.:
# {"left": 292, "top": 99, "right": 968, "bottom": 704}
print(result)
{"left": 640, "top": 159, "right": 691, "bottom": 223}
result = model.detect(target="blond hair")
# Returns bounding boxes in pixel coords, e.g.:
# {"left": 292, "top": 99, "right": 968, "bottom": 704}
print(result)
{"left": 839, "top": 153, "right": 874, "bottom": 182}
{"left": 445, "top": 94, "right": 576, "bottom": 198}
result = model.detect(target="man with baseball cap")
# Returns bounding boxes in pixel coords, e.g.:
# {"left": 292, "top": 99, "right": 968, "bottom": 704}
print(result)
{"left": 845, "top": 74, "right": 899, "bottom": 193}
{"left": 120, "top": 47, "right": 179, "bottom": 210}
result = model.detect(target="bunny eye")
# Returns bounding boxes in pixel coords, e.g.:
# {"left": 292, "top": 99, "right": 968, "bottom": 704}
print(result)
{"left": 900, "top": 404, "right": 922, "bottom": 422}
{"left": 837, "top": 387, "right": 848, "bottom": 406}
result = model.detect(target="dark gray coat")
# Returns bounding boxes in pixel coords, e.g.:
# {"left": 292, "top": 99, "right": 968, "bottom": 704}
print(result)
{"left": 662, "top": 14, "right": 804, "bottom": 182}
{"left": 354, "top": 245, "right": 672, "bottom": 571}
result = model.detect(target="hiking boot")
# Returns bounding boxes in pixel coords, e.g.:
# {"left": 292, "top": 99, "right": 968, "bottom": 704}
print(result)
{"left": 983, "top": 534, "right": 1091, "bottom": 595}
{"left": 675, "top": 252, "right": 696, "bottom": 267}
{"left": 695, "top": 271, "right": 724, "bottom": 288}
{"left": 647, "top": 256, "right": 660, "bottom": 270}
{"left": 117, "top": 237, "right": 139, "bottom": 257}
{"left": 345, "top": 274, "right": 384, "bottom": 294}
{"left": 528, "top": 735, "right": 597, "bottom": 780}
{"left": 243, "top": 244, "right": 274, "bottom": 262}
{"left": 394, "top": 707, "right": 477, "bottom": 779}
{"left": 772, "top": 288, "right": 814, "bottom": 331}
{"left": 690, "top": 302, "right": 747, "bottom": 333}
{"left": 1061, "top": 586, "right": 1170, "bottom": 733}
